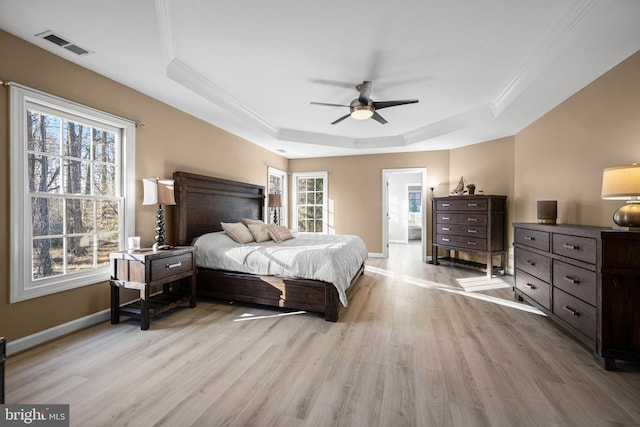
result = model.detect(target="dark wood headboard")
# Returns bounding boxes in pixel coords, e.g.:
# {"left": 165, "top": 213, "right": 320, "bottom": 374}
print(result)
{"left": 172, "top": 171, "right": 265, "bottom": 246}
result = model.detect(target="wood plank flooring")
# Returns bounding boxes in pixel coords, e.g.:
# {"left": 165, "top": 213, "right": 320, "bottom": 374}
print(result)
{"left": 5, "top": 243, "right": 640, "bottom": 426}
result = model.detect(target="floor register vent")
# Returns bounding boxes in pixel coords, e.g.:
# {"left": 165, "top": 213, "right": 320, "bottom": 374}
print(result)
{"left": 35, "top": 30, "right": 94, "bottom": 56}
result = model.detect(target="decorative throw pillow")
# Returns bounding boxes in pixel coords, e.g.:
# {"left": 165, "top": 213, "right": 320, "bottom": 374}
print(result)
{"left": 247, "top": 222, "right": 271, "bottom": 243}
{"left": 221, "top": 222, "right": 254, "bottom": 244}
{"left": 243, "top": 218, "right": 265, "bottom": 225}
{"left": 266, "top": 224, "right": 295, "bottom": 243}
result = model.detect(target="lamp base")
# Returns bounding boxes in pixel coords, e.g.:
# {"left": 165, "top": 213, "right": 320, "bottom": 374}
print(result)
{"left": 613, "top": 202, "right": 640, "bottom": 228}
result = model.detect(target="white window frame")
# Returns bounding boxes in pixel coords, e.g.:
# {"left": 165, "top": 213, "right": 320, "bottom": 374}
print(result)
{"left": 266, "top": 166, "right": 288, "bottom": 226}
{"left": 9, "top": 84, "right": 136, "bottom": 303}
{"left": 292, "top": 171, "right": 328, "bottom": 234}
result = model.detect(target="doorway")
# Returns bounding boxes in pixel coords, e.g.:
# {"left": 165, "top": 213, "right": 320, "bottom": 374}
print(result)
{"left": 382, "top": 168, "right": 427, "bottom": 262}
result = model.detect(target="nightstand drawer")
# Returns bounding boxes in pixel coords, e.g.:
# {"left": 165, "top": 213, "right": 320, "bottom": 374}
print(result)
{"left": 553, "top": 260, "right": 596, "bottom": 305}
{"left": 552, "top": 233, "right": 597, "bottom": 264}
{"left": 515, "top": 269, "right": 550, "bottom": 310}
{"left": 150, "top": 253, "right": 193, "bottom": 282}
{"left": 553, "top": 288, "right": 596, "bottom": 340}
{"left": 514, "top": 247, "right": 551, "bottom": 283}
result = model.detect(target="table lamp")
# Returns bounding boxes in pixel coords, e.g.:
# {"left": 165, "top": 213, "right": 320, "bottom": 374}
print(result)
{"left": 601, "top": 164, "right": 640, "bottom": 229}
{"left": 268, "top": 193, "right": 282, "bottom": 225}
{"left": 143, "top": 178, "right": 176, "bottom": 250}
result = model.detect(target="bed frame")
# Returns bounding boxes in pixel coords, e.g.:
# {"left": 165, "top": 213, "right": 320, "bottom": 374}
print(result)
{"left": 172, "top": 171, "right": 364, "bottom": 321}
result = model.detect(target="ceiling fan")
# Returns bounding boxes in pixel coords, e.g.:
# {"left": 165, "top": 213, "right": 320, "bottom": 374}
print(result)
{"left": 310, "top": 80, "right": 418, "bottom": 125}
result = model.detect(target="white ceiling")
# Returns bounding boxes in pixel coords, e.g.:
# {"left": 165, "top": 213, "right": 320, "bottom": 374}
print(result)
{"left": 1, "top": 0, "right": 639, "bottom": 159}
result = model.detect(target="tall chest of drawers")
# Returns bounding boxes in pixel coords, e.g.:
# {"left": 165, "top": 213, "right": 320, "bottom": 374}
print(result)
{"left": 433, "top": 195, "right": 507, "bottom": 276}
{"left": 513, "top": 223, "right": 640, "bottom": 370}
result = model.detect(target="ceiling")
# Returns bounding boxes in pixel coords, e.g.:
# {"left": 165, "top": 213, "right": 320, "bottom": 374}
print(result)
{"left": 1, "top": 0, "right": 639, "bottom": 159}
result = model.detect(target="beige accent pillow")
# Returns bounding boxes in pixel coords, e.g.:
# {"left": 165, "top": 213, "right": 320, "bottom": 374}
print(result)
{"left": 266, "top": 224, "right": 295, "bottom": 243}
{"left": 221, "top": 222, "right": 254, "bottom": 244}
{"left": 243, "top": 218, "right": 265, "bottom": 225}
{"left": 247, "top": 222, "right": 271, "bottom": 242}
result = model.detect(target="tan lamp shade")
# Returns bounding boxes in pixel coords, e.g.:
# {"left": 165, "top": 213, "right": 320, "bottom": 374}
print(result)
{"left": 268, "top": 193, "right": 282, "bottom": 208}
{"left": 142, "top": 178, "right": 176, "bottom": 205}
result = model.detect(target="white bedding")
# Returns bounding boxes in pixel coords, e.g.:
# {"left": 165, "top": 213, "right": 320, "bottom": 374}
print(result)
{"left": 193, "top": 231, "right": 368, "bottom": 307}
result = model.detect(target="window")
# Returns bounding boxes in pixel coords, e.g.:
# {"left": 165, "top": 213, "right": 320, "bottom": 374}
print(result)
{"left": 292, "top": 172, "right": 327, "bottom": 233}
{"left": 10, "top": 84, "right": 135, "bottom": 302}
{"left": 409, "top": 191, "right": 421, "bottom": 213}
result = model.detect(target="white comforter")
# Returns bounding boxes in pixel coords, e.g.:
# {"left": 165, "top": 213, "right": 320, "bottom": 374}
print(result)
{"left": 193, "top": 231, "right": 368, "bottom": 307}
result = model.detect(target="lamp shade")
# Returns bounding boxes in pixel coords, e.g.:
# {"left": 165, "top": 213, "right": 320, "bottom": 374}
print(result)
{"left": 537, "top": 200, "right": 557, "bottom": 224}
{"left": 142, "top": 178, "right": 176, "bottom": 205}
{"left": 601, "top": 165, "right": 640, "bottom": 200}
{"left": 268, "top": 193, "right": 282, "bottom": 208}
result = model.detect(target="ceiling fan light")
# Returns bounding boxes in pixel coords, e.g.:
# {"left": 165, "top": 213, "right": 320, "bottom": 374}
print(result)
{"left": 351, "top": 105, "right": 374, "bottom": 120}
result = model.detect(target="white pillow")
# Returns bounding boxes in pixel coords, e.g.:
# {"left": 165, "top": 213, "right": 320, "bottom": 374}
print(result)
{"left": 221, "top": 222, "right": 254, "bottom": 244}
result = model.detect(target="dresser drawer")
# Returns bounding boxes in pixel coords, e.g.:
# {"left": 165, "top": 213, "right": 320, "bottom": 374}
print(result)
{"left": 553, "top": 288, "right": 596, "bottom": 341}
{"left": 436, "top": 198, "right": 487, "bottom": 211}
{"left": 436, "top": 234, "right": 486, "bottom": 251}
{"left": 514, "top": 247, "right": 551, "bottom": 282}
{"left": 552, "top": 260, "right": 596, "bottom": 306}
{"left": 436, "top": 223, "right": 487, "bottom": 238}
{"left": 514, "top": 228, "right": 550, "bottom": 252}
{"left": 515, "top": 269, "right": 550, "bottom": 310}
{"left": 150, "top": 253, "right": 193, "bottom": 282}
{"left": 436, "top": 212, "right": 487, "bottom": 226}
{"left": 552, "top": 233, "right": 597, "bottom": 264}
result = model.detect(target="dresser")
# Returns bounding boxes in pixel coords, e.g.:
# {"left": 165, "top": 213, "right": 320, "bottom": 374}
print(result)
{"left": 432, "top": 195, "right": 507, "bottom": 276}
{"left": 513, "top": 223, "right": 640, "bottom": 370}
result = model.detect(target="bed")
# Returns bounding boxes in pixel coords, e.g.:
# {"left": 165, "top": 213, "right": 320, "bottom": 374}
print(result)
{"left": 172, "top": 171, "right": 366, "bottom": 321}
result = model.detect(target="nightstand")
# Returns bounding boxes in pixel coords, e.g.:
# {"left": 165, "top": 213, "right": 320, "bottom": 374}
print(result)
{"left": 109, "top": 246, "right": 196, "bottom": 330}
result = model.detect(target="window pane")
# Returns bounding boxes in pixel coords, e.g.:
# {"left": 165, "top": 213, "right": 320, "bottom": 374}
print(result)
{"left": 28, "top": 154, "right": 61, "bottom": 193}
{"left": 315, "top": 179, "right": 323, "bottom": 191}
{"left": 297, "top": 192, "right": 306, "bottom": 205}
{"left": 28, "top": 112, "right": 61, "bottom": 154}
{"left": 314, "top": 206, "right": 322, "bottom": 219}
{"left": 97, "top": 200, "right": 119, "bottom": 233}
{"left": 64, "top": 160, "right": 91, "bottom": 195}
{"left": 32, "top": 197, "right": 63, "bottom": 237}
{"left": 298, "top": 219, "right": 305, "bottom": 232}
{"left": 67, "top": 236, "right": 93, "bottom": 273}
{"left": 32, "top": 238, "right": 64, "bottom": 279}
{"left": 315, "top": 220, "right": 323, "bottom": 232}
{"left": 315, "top": 192, "right": 323, "bottom": 205}
{"left": 98, "top": 233, "right": 119, "bottom": 267}
{"left": 92, "top": 128, "right": 116, "bottom": 164}
{"left": 66, "top": 199, "right": 94, "bottom": 234}
{"left": 63, "top": 121, "right": 91, "bottom": 160}
{"left": 297, "top": 178, "right": 307, "bottom": 192}
{"left": 307, "top": 179, "right": 315, "bottom": 191}
{"left": 93, "top": 164, "right": 116, "bottom": 196}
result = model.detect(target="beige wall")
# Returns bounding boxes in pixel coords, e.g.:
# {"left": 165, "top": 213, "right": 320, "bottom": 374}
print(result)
{"left": 289, "top": 151, "right": 450, "bottom": 254}
{"left": 514, "top": 50, "right": 640, "bottom": 226}
{"left": 0, "top": 30, "right": 287, "bottom": 341}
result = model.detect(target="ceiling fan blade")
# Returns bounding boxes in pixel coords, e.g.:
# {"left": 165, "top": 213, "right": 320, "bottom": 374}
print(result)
{"left": 371, "top": 112, "right": 388, "bottom": 124}
{"left": 310, "top": 102, "right": 350, "bottom": 107}
{"left": 358, "top": 81, "right": 372, "bottom": 104}
{"left": 373, "top": 99, "right": 419, "bottom": 110}
{"left": 331, "top": 114, "right": 351, "bottom": 125}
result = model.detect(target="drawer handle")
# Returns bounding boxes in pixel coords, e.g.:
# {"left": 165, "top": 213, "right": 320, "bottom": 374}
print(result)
{"left": 525, "top": 283, "right": 536, "bottom": 290}
{"left": 442, "top": 216, "right": 451, "bottom": 220}
{"left": 562, "top": 243, "right": 580, "bottom": 251}
{"left": 467, "top": 241, "right": 478, "bottom": 246}
{"left": 563, "top": 305, "right": 580, "bottom": 317}
{"left": 467, "top": 229, "right": 478, "bottom": 233}
{"left": 467, "top": 203, "right": 478, "bottom": 207}
{"left": 467, "top": 218, "right": 479, "bottom": 222}
{"left": 526, "top": 260, "right": 535, "bottom": 266}
{"left": 166, "top": 261, "right": 182, "bottom": 269}
{"left": 442, "top": 238, "right": 450, "bottom": 242}
{"left": 563, "top": 275, "right": 579, "bottom": 285}
{"left": 442, "top": 203, "right": 450, "bottom": 207}
{"left": 442, "top": 227, "right": 450, "bottom": 231}
{"left": 524, "top": 235, "right": 535, "bottom": 241}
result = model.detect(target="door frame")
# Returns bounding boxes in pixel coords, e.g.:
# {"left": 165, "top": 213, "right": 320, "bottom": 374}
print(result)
{"left": 382, "top": 168, "right": 427, "bottom": 261}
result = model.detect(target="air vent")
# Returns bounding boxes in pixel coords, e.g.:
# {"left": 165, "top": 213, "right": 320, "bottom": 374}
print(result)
{"left": 35, "top": 30, "right": 94, "bottom": 57}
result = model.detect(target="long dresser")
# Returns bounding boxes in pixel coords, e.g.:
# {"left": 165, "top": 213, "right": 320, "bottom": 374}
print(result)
{"left": 513, "top": 223, "right": 640, "bottom": 370}
{"left": 433, "top": 195, "right": 507, "bottom": 277}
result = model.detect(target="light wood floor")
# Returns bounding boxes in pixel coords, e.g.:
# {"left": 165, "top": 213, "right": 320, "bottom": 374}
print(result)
{"left": 6, "top": 243, "right": 640, "bottom": 426}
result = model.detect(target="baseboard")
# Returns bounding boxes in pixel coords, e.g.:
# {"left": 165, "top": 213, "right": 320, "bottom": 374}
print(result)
{"left": 6, "top": 309, "right": 111, "bottom": 356}
{"left": 368, "top": 252, "right": 384, "bottom": 258}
